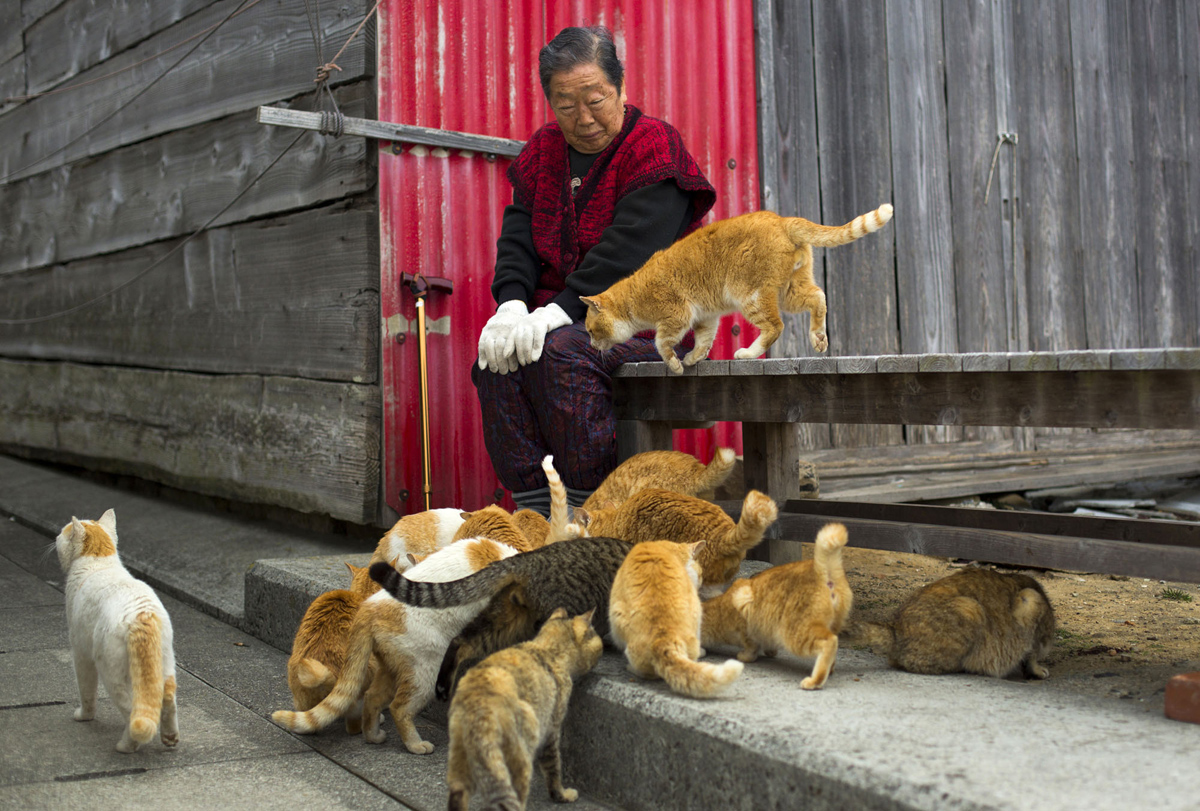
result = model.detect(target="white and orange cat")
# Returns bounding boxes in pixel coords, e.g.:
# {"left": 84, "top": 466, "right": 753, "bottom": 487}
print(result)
{"left": 370, "top": 508, "right": 468, "bottom": 571}
{"left": 56, "top": 509, "right": 179, "bottom": 753}
{"left": 609, "top": 540, "right": 743, "bottom": 698}
{"left": 702, "top": 523, "right": 853, "bottom": 689}
{"left": 581, "top": 205, "right": 894, "bottom": 372}
{"left": 286, "top": 562, "right": 381, "bottom": 733}
{"left": 272, "top": 536, "right": 520, "bottom": 753}
{"left": 582, "top": 447, "right": 736, "bottom": 511}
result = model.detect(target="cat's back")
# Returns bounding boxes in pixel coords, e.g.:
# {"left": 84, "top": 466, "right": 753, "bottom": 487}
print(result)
{"left": 509, "top": 537, "right": 633, "bottom": 632}
{"left": 373, "top": 508, "right": 467, "bottom": 569}
{"left": 586, "top": 451, "right": 720, "bottom": 508}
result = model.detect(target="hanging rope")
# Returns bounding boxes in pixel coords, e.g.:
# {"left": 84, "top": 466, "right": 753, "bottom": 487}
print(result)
{"left": 983, "top": 132, "right": 1018, "bottom": 206}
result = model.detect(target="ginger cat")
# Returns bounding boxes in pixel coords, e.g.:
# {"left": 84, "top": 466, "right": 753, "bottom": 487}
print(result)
{"left": 272, "top": 536, "right": 519, "bottom": 753}
{"left": 702, "top": 523, "right": 852, "bottom": 689}
{"left": 56, "top": 509, "right": 179, "bottom": 753}
{"left": 609, "top": 540, "right": 743, "bottom": 698}
{"left": 577, "top": 488, "right": 778, "bottom": 598}
{"left": 848, "top": 567, "right": 1056, "bottom": 679}
{"left": 446, "top": 607, "right": 603, "bottom": 811}
{"left": 370, "top": 508, "right": 468, "bottom": 571}
{"left": 453, "top": 505, "right": 539, "bottom": 552}
{"left": 582, "top": 447, "right": 737, "bottom": 511}
{"left": 286, "top": 562, "right": 381, "bottom": 733}
{"left": 580, "top": 205, "right": 894, "bottom": 371}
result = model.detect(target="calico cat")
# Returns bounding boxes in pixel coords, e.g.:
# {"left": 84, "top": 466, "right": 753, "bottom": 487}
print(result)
{"left": 580, "top": 205, "right": 894, "bottom": 371}
{"left": 369, "top": 536, "right": 635, "bottom": 700}
{"left": 582, "top": 446, "right": 737, "bottom": 511}
{"left": 272, "top": 536, "right": 519, "bottom": 753}
{"left": 848, "top": 567, "right": 1056, "bottom": 679}
{"left": 446, "top": 607, "right": 603, "bottom": 811}
{"left": 286, "top": 562, "right": 381, "bottom": 733}
{"left": 56, "top": 509, "right": 179, "bottom": 753}
{"left": 609, "top": 540, "right": 743, "bottom": 698}
{"left": 370, "top": 508, "right": 468, "bottom": 571}
{"left": 577, "top": 488, "right": 778, "bottom": 598}
{"left": 702, "top": 523, "right": 852, "bottom": 689}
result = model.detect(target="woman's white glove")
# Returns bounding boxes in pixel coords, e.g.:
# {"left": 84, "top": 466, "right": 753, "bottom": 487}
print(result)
{"left": 477, "top": 300, "right": 528, "bottom": 374}
{"left": 512, "top": 303, "right": 572, "bottom": 366}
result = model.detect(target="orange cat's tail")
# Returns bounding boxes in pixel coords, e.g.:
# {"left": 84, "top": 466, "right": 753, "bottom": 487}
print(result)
{"left": 657, "top": 645, "right": 744, "bottom": 699}
{"left": 788, "top": 203, "right": 893, "bottom": 249}
{"left": 127, "top": 612, "right": 165, "bottom": 745}
{"left": 694, "top": 447, "right": 737, "bottom": 495}
{"left": 542, "top": 455, "right": 578, "bottom": 543}
{"left": 273, "top": 605, "right": 375, "bottom": 733}
{"left": 843, "top": 620, "right": 895, "bottom": 655}
{"left": 811, "top": 523, "right": 849, "bottom": 581}
{"left": 725, "top": 490, "right": 779, "bottom": 553}
{"left": 295, "top": 657, "right": 336, "bottom": 691}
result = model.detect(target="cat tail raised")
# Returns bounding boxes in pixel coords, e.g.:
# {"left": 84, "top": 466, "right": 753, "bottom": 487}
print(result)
{"left": 811, "top": 523, "right": 849, "bottom": 582}
{"left": 726, "top": 490, "right": 779, "bottom": 553}
{"left": 542, "top": 455, "right": 573, "bottom": 543}
{"left": 789, "top": 203, "right": 893, "bottom": 248}
{"left": 127, "top": 611, "right": 165, "bottom": 745}
{"left": 272, "top": 609, "right": 374, "bottom": 733}
{"left": 369, "top": 558, "right": 518, "bottom": 608}
{"left": 659, "top": 646, "right": 744, "bottom": 699}
{"left": 695, "top": 447, "right": 737, "bottom": 494}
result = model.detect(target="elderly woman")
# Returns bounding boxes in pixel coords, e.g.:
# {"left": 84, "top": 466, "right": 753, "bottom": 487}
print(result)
{"left": 472, "top": 26, "right": 715, "bottom": 515}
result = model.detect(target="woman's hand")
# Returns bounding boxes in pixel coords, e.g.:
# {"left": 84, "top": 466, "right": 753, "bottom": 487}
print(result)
{"left": 512, "top": 303, "right": 572, "bottom": 366}
{"left": 477, "top": 300, "right": 528, "bottom": 374}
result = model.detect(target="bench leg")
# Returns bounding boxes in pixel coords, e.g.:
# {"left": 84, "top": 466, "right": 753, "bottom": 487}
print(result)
{"left": 616, "top": 420, "right": 673, "bottom": 463}
{"left": 742, "top": 422, "right": 810, "bottom": 564}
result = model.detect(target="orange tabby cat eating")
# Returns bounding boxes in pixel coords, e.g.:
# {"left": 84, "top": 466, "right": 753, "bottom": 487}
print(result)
{"left": 580, "top": 204, "right": 894, "bottom": 372}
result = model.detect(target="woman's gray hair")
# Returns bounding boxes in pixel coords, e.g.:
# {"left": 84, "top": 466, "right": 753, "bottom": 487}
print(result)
{"left": 538, "top": 26, "right": 624, "bottom": 98}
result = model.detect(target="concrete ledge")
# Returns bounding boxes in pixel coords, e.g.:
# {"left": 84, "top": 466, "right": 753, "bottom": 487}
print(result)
{"left": 243, "top": 554, "right": 373, "bottom": 652}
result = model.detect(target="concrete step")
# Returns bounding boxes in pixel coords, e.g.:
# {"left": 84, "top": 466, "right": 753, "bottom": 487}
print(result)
{"left": 244, "top": 553, "right": 1200, "bottom": 811}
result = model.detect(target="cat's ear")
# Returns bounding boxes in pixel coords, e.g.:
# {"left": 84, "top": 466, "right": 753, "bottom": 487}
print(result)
{"left": 548, "top": 606, "right": 568, "bottom": 620}
{"left": 573, "top": 507, "right": 591, "bottom": 528}
{"left": 509, "top": 585, "right": 527, "bottom": 607}
{"left": 98, "top": 508, "right": 116, "bottom": 539}
{"left": 345, "top": 562, "right": 362, "bottom": 575}
{"left": 390, "top": 555, "right": 404, "bottom": 570}
{"left": 578, "top": 607, "right": 596, "bottom": 627}
{"left": 459, "top": 511, "right": 472, "bottom": 521}
{"left": 70, "top": 516, "right": 85, "bottom": 541}
{"left": 689, "top": 540, "right": 708, "bottom": 560}
{"left": 407, "top": 552, "right": 425, "bottom": 566}
{"left": 579, "top": 296, "right": 602, "bottom": 313}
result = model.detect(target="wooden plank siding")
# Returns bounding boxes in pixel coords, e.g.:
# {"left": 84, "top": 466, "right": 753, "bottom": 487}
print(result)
{"left": 0, "top": 0, "right": 382, "bottom": 524}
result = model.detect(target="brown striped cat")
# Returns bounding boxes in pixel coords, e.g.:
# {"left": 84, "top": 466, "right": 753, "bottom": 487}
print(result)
{"left": 576, "top": 488, "right": 778, "bottom": 598}
{"left": 848, "top": 567, "right": 1056, "bottom": 679}
{"left": 285, "top": 562, "right": 381, "bottom": 733}
{"left": 56, "top": 510, "right": 179, "bottom": 753}
{"left": 446, "top": 608, "right": 603, "bottom": 811}
{"left": 609, "top": 540, "right": 743, "bottom": 698}
{"left": 580, "top": 205, "right": 894, "bottom": 371}
{"left": 582, "top": 446, "right": 737, "bottom": 511}
{"left": 453, "top": 505, "right": 539, "bottom": 552}
{"left": 702, "top": 523, "right": 852, "bottom": 689}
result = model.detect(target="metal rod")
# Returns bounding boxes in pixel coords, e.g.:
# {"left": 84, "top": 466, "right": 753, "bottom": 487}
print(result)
{"left": 415, "top": 298, "right": 432, "bottom": 512}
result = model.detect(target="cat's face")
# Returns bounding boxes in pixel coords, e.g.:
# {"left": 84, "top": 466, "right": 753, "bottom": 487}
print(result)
{"left": 579, "top": 296, "right": 634, "bottom": 352}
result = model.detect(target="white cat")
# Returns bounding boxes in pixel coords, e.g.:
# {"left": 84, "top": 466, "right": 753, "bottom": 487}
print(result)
{"left": 272, "top": 535, "right": 520, "bottom": 753}
{"left": 56, "top": 509, "right": 179, "bottom": 753}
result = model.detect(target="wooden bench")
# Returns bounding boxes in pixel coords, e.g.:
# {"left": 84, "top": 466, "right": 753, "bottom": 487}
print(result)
{"left": 613, "top": 348, "right": 1200, "bottom": 582}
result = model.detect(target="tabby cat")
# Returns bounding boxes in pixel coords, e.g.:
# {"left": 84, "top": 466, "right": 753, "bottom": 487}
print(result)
{"left": 580, "top": 205, "right": 894, "bottom": 371}
{"left": 369, "top": 535, "right": 635, "bottom": 700}
{"left": 370, "top": 508, "right": 468, "bottom": 571}
{"left": 286, "top": 562, "right": 381, "bottom": 733}
{"left": 848, "top": 567, "right": 1056, "bottom": 679}
{"left": 609, "top": 540, "right": 743, "bottom": 698}
{"left": 446, "top": 607, "right": 603, "bottom": 811}
{"left": 453, "top": 505, "right": 539, "bottom": 552}
{"left": 272, "top": 536, "right": 519, "bottom": 753}
{"left": 56, "top": 510, "right": 179, "bottom": 753}
{"left": 577, "top": 488, "right": 778, "bottom": 598}
{"left": 702, "top": 523, "right": 852, "bottom": 689}
{"left": 582, "top": 446, "right": 737, "bottom": 511}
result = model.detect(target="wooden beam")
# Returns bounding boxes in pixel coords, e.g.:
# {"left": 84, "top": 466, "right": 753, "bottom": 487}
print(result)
{"left": 257, "top": 105, "right": 525, "bottom": 158}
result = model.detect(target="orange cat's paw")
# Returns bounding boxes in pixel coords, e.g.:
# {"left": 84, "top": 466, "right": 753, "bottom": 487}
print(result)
{"left": 800, "top": 675, "right": 827, "bottom": 690}
{"left": 734, "top": 347, "right": 765, "bottom": 360}
{"left": 405, "top": 739, "right": 435, "bottom": 755}
{"left": 665, "top": 357, "right": 684, "bottom": 374}
{"left": 810, "top": 331, "right": 828, "bottom": 352}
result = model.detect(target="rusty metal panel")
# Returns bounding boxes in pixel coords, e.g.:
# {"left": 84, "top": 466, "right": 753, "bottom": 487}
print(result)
{"left": 379, "top": 0, "right": 759, "bottom": 514}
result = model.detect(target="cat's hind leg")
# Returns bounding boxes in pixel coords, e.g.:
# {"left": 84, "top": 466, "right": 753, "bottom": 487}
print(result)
{"left": 160, "top": 674, "right": 179, "bottom": 747}
{"left": 387, "top": 665, "right": 436, "bottom": 754}
{"left": 798, "top": 628, "right": 838, "bottom": 690}
{"left": 361, "top": 666, "right": 394, "bottom": 743}
{"left": 538, "top": 730, "right": 579, "bottom": 803}
{"left": 733, "top": 293, "right": 785, "bottom": 360}
{"left": 682, "top": 317, "right": 719, "bottom": 367}
{"left": 71, "top": 651, "right": 98, "bottom": 722}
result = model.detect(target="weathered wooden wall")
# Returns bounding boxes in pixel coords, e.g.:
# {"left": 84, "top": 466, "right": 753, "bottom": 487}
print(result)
{"left": 0, "top": 0, "right": 381, "bottom": 523}
{"left": 759, "top": 0, "right": 1199, "bottom": 454}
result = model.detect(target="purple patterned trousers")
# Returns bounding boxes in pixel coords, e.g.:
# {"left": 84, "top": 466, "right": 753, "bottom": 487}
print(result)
{"left": 472, "top": 323, "right": 678, "bottom": 494}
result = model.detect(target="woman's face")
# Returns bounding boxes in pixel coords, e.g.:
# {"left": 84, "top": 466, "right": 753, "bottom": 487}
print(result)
{"left": 548, "top": 63, "right": 627, "bottom": 154}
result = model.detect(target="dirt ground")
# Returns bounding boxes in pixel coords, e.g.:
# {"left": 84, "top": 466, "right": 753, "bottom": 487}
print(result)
{"left": 828, "top": 542, "right": 1200, "bottom": 715}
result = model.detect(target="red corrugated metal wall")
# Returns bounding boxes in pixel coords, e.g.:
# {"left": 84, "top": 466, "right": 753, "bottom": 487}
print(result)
{"left": 379, "top": 0, "right": 760, "bottom": 514}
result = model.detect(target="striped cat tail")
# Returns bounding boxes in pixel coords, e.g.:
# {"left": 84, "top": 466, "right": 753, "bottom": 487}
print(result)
{"left": 542, "top": 455, "right": 573, "bottom": 543}
{"left": 127, "top": 611, "right": 165, "bottom": 745}
{"left": 369, "top": 559, "right": 516, "bottom": 608}
{"left": 790, "top": 203, "right": 893, "bottom": 248}
{"left": 273, "top": 608, "right": 374, "bottom": 733}
{"left": 659, "top": 647, "right": 744, "bottom": 698}
{"left": 811, "top": 523, "right": 849, "bottom": 582}
{"left": 726, "top": 490, "right": 779, "bottom": 554}
{"left": 842, "top": 620, "right": 895, "bottom": 656}
{"left": 695, "top": 447, "right": 737, "bottom": 494}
